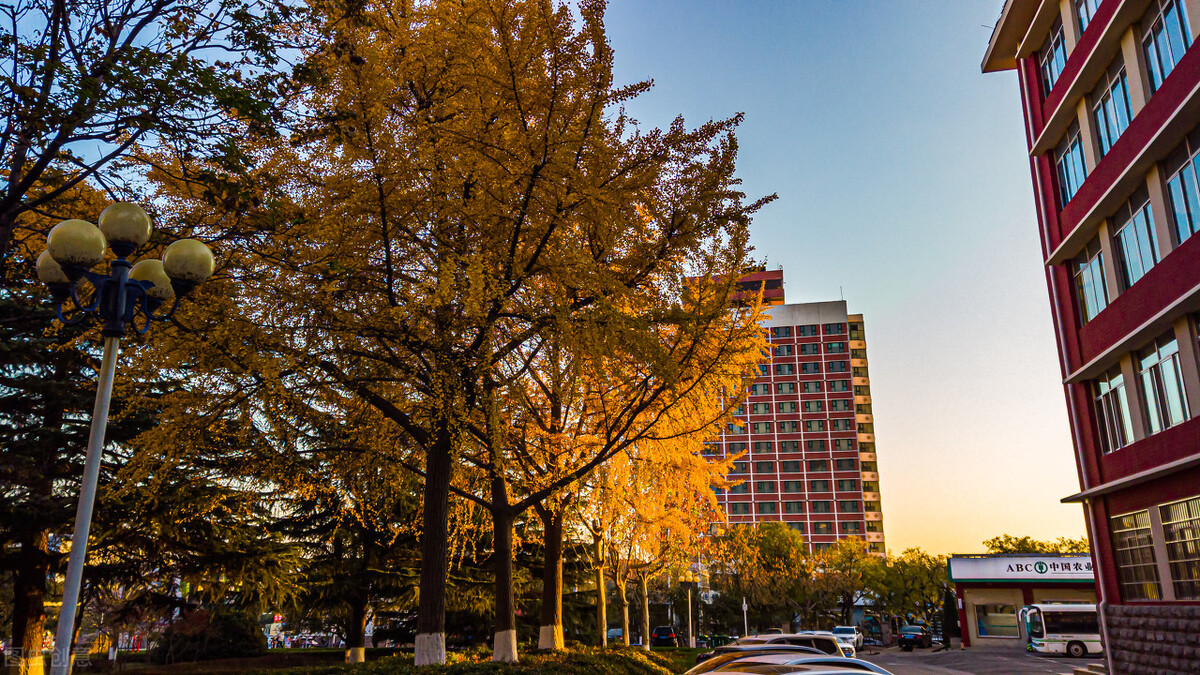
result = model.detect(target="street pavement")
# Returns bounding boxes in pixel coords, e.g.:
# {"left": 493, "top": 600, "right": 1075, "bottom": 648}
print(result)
{"left": 859, "top": 645, "right": 1104, "bottom": 675}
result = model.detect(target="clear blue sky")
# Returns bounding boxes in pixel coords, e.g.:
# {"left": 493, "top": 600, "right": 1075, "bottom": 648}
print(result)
{"left": 605, "top": 0, "right": 1089, "bottom": 554}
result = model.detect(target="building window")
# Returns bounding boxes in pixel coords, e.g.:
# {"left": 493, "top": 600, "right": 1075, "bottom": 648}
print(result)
{"left": 812, "top": 522, "right": 833, "bottom": 535}
{"left": 1094, "top": 366, "right": 1134, "bottom": 453}
{"left": 804, "top": 400, "right": 824, "bottom": 413}
{"left": 829, "top": 399, "right": 851, "bottom": 411}
{"left": 866, "top": 521, "right": 883, "bottom": 533}
{"left": 829, "top": 380, "right": 850, "bottom": 392}
{"left": 832, "top": 419, "right": 855, "bottom": 431}
{"left": 728, "top": 442, "right": 747, "bottom": 452}
{"left": 780, "top": 461, "right": 800, "bottom": 473}
{"left": 1091, "top": 59, "right": 1132, "bottom": 157}
{"left": 806, "top": 440, "right": 825, "bottom": 452}
{"left": 1143, "top": 0, "right": 1192, "bottom": 92}
{"left": 1160, "top": 496, "right": 1200, "bottom": 600}
{"left": 780, "top": 421, "right": 798, "bottom": 433}
{"left": 833, "top": 439, "right": 855, "bottom": 451}
{"left": 1112, "top": 190, "right": 1159, "bottom": 288}
{"left": 730, "top": 502, "right": 751, "bottom": 515}
{"left": 731, "top": 461, "right": 748, "bottom": 474}
{"left": 805, "top": 420, "right": 826, "bottom": 432}
{"left": 826, "top": 342, "right": 846, "bottom": 353}
{"left": 823, "top": 323, "right": 845, "bottom": 334}
{"left": 782, "top": 480, "right": 803, "bottom": 493}
{"left": 864, "top": 501, "right": 881, "bottom": 512}
{"left": 861, "top": 461, "right": 877, "bottom": 472}
{"left": 798, "top": 325, "right": 819, "bottom": 337}
{"left": 841, "top": 522, "right": 863, "bottom": 534}
{"left": 753, "top": 441, "right": 772, "bottom": 452}
{"left": 800, "top": 343, "right": 820, "bottom": 355}
{"left": 771, "top": 326, "right": 792, "bottom": 338}
{"left": 1040, "top": 18, "right": 1068, "bottom": 97}
{"left": 751, "top": 402, "right": 769, "bottom": 414}
{"left": 811, "top": 501, "right": 832, "bottom": 513}
{"left": 787, "top": 522, "right": 805, "bottom": 532}
{"left": 757, "top": 502, "right": 777, "bottom": 514}
{"left": 837, "top": 480, "right": 858, "bottom": 492}
{"left": 1138, "top": 332, "right": 1190, "bottom": 433}
{"left": 801, "top": 362, "right": 821, "bottom": 374}
{"left": 773, "top": 344, "right": 794, "bottom": 356}
{"left": 750, "top": 383, "right": 770, "bottom": 396}
{"left": 809, "top": 480, "right": 831, "bottom": 492}
{"left": 778, "top": 401, "right": 797, "bottom": 413}
{"left": 828, "top": 361, "right": 849, "bottom": 373}
{"left": 1076, "top": 0, "right": 1103, "bottom": 34}
{"left": 838, "top": 500, "right": 861, "bottom": 513}
{"left": 1165, "top": 128, "right": 1200, "bottom": 245}
{"left": 756, "top": 481, "right": 775, "bottom": 494}
{"left": 807, "top": 459, "right": 828, "bottom": 472}
{"left": 754, "top": 461, "right": 774, "bottom": 473}
{"left": 784, "top": 502, "right": 804, "bottom": 514}
{"left": 752, "top": 422, "right": 773, "bottom": 434}
{"left": 1073, "top": 237, "right": 1108, "bottom": 323}
{"left": 775, "top": 363, "right": 795, "bottom": 375}
{"left": 1111, "top": 510, "right": 1162, "bottom": 600}
{"left": 729, "top": 483, "right": 749, "bottom": 494}
{"left": 863, "top": 481, "right": 879, "bottom": 492}
{"left": 802, "top": 381, "right": 822, "bottom": 393}
{"left": 780, "top": 441, "right": 799, "bottom": 452}
{"left": 1056, "top": 122, "right": 1089, "bottom": 206}
{"left": 777, "top": 382, "right": 796, "bottom": 394}
{"left": 835, "top": 459, "right": 857, "bottom": 471}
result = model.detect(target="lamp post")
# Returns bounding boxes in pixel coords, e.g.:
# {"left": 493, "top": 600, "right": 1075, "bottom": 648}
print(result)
{"left": 680, "top": 572, "right": 698, "bottom": 648}
{"left": 37, "top": 204, "right": 214, "bottom": 675}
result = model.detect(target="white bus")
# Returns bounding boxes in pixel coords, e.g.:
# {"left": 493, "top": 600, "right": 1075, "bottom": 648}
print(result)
{"left": 1019, "top": 604, "right": 1103, "bottom": 658}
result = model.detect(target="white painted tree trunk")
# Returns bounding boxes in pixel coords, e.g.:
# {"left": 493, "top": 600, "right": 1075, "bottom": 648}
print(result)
{"left": 538, "top": 624, "right": 564, "bottom": 651}
{"left": 345, "top": 647, "right": 366, "bottom": 663}
{"left": 414, "top": 633, "right": 445, "bottom": 666}
{"left": 493, "top": 629, "right": 518, "bottom": 662}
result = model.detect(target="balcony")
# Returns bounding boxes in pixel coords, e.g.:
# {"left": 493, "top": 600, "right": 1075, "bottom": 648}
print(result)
{"left": 856, "top": 414, "right": 873, "bottom": 424}
{"left": 865, "top": 532, "right": 885, "bottom": 542}
{"left": 864, "top": 511, "right": 883, "bottom": 521}
{"left": 852, "top": 376, "right": 870, "bottom": 386}
{"left": 861, "top": 471, "right": 879, "bottom": 482}
{"left": 854, "top": 395, "right": 872, "bottom": 405}
{"left": 859, "top": 452, "right": 877, "bottom": 462}
{"left": 849, "top": 340, "right": 866, "bottom": 350}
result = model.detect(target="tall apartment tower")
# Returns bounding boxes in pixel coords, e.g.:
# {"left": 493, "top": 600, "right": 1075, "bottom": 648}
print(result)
{"left": 711, "top": 270, "right": 886, "bottom": 554}
{"left": 985, "top": 1, "right": 1200, "bottom": 671}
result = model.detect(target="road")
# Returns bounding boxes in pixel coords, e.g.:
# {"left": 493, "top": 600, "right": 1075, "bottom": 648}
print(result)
{"left": 859, "top": 645, "right": 1103, "bottom": 675}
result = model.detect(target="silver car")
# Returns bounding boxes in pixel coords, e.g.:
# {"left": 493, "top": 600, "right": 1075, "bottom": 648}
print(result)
{"left": 684, "top": 651, "right": 893, "bottom": 675}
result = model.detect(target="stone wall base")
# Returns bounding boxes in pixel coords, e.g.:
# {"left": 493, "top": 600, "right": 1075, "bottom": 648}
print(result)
{"left": 1106, "top": 604, "right": 1200, "bottom": 674}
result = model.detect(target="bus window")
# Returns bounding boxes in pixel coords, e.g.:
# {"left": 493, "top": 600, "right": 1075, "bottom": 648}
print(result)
{"left": 1027, "top": 608, "right": 1044, "bottom": 638}
{"left": 1044, "top": 611, "right": 1099, "bottom": 635}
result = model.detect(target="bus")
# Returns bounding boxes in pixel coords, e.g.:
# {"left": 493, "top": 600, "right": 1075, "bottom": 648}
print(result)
{"left": 1019, "top": 604, "right": 1103, "bottom": 658}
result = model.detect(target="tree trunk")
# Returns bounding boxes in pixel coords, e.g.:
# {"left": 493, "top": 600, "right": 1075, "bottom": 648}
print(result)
{"left": 639, "top": 575, "right": 650, "bottom": 652}
{"left": 614, "top": 579, "right": 630, "bottom": 646}
{"left": 536, "top": 507, "right": 564, "bottom": 651}
{"left": 490, "top": 486, "right": 518, "bottom": 662}
{"left": 345, "top": 597, "right": 368, "bottom": 663}
{"left": 414, "top": 424, "right": 453, "bottom": 666}
{"left": 12, "top": 528, "right": 50, "bottom": 675}
{"left": 593, "top": 531, "right": 606, "bottom": 647}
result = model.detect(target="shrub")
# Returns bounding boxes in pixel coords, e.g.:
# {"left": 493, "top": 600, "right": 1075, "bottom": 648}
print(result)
{"left": 149, "top": 607, "right": 268, "bottom": 664}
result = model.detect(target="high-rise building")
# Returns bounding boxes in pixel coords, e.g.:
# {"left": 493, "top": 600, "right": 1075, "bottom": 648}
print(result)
{"left": 710, "top": 270, "right": 886, "bottom": 554}
{"left": 985, "top": 1, "right": 1200, "bottom": 671}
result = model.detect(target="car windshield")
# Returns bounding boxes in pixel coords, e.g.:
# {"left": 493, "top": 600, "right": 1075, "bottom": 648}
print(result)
{"left": 734, "top": 638, "right": 767, "bottom": 644}
{"left": 900, "top": 627, "right": 923, "bottom": 635}
{"left": 832, "top": 627, "right": 853, "bottom": 634}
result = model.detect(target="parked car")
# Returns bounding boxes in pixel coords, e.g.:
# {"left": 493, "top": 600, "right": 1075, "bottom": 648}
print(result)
{"left": 897, "top": 625, "right": 933, "bottom": 651}
{"left": 684, "top": 651, "right": 894, "bottom": 675}
{"left": 695, "top": 633, "right": 847, "bottom": 664}
{"left": 651, "top": 625, "right": 680, "bottom": 647}
{"left": 606, "top": 627, "right": 641, "bottom": 646}
{"left": 832, "top": 626, "right": 864, "bottom": 650}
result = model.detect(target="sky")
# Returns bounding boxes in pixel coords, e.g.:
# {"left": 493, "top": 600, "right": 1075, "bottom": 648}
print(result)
{"left": 603, "top": 1, "right": 1089, "bottom": 555}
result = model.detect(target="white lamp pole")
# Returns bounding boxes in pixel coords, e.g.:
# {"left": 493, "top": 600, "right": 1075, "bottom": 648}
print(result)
{"left": 38, "top": 205, "right": 214, "bottom": 675}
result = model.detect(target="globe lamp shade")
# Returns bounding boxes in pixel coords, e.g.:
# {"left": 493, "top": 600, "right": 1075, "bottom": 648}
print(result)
{"left": 98, "top": 203, "right": 152, "bottom": 250}
{"left": 162, "top": 239, "right": 214, "bottom": 292}
{"left": 47, "top": 219, "right": 107, "bottom": 273}
{"left": 129, "top": 259, "right": 175, "bottom": 301}
{"left": 36, "top": 250, "right": 70, "bottom": 285}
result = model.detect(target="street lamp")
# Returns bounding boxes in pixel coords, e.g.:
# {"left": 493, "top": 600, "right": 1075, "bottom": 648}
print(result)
{"left": 680, "top": 571, "right": 699, "bottom": 648}
{"left": 37, "top": 204, "right": 214, "bottom": 675}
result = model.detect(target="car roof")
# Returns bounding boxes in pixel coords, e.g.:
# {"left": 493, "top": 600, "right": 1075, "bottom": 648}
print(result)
{"left": 687, "top": 653, "right": 892, "bottom": 675}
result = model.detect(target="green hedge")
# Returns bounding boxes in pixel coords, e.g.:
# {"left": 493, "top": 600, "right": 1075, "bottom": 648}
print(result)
{"left": 245, "top": 648, "right": 681, "bottom": 675}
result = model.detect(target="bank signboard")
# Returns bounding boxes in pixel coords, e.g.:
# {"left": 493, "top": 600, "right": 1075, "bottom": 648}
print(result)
{"left": 948, "top": 555, "right": 1095, "bottom": 583}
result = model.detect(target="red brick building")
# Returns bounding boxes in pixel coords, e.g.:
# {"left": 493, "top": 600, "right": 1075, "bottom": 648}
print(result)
{"left": 711, "top": 270, "right": 885, "bottom": 553}
{"left": 984, "top": 1, "right": 1200, "bottom": 671}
